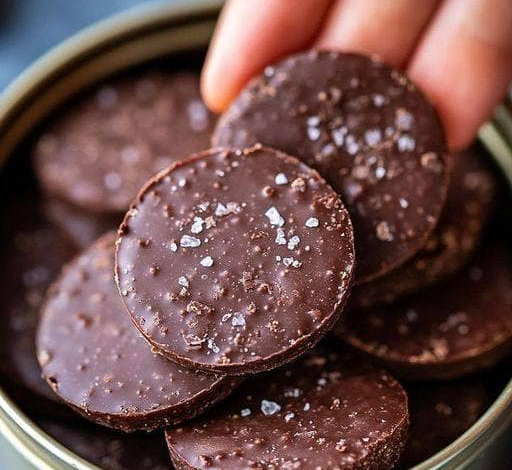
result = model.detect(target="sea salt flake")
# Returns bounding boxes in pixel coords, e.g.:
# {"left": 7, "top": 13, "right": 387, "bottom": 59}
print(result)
{"left": 275, "top": 173, "right": 288, "bottom": 185}
{"left": 200, "top": 256, "right": 214, "bottom": 267}
{"left": 332, "top": 127, "right": 347, "bottom": 147}
{"left": 375, "top": 167, "right": 386, "bottom": 179}
{"left": 275, "top": 228, "right": 287, "bottom": 245}
{"left": 207, "top": 339, "right": 220, "bottom": 354}
{"left": 178, "top": 276, "right": 189, "bottom": 288}
{"left": 241, "top": 408, "right": 251, "bottom": 417}
{"left": 215, "top": 202, "right": 241, "bottom": 217}
{"left": 261, "top": 400, "right": 281, "bottom": 416}
{"left": 265, "top": 206, "right": 285, "bottom": 227}
{"left": 167, "top": 242, "right": 178, "bottom": 252}
{"left": 178, "top": 178, "right": 187, "bottom": 187}
{"left": 399, "top": 198, "right": 409, "bottom": 209}
{"left": 231, "top": 312, "right": 246, "bottom": 327}
{"left": 364, "top": 129, "right": 382, "bottom": 147}
{"left": 284, "top": 412, "right": 295, "bottom": 423}
{"left": 287, "top": 235, "right": 300, "bottom": 250}
{"left": 307, "top": 127, "right": 321, "bottom": 141}
{"left": 303, "top": 403, "right": 311, "bottom": 411}
{"left": 180, "top": 235, "right": 201, "bottom": 247}
{"left": 305, "top": 217, "right": 319, "bottom": 228}
{"left": 307, "top": 115, "right": 321, "bottom": 127}
{"left": 191, "top": 217, "right": 204, "bottom": 234}
{"left": 397, "top": 134, "right": 416, "bottom": 152}
{"left": 373, "top": 94, "right": 385, "bottom": 107}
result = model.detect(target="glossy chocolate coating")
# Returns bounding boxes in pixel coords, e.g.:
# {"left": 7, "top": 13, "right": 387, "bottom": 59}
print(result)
{"left": 34, "top": 72, "right": 216, "bottom": 214}
{"left": 0, "top": 197, "right": 76, "bottom": 402}
{"left": 351, "top": 148, "right": 496, "bottom": 307}
{"left": 37, "top": 232, "right": 239, "bottom": 432}
{"left": 213, "top": 51, "right": 448, "bottom": 283}
{"left": 116, "top": 146, "right": 355, "bottom": 374}
{"left": 336, "top": 242, "right": 512, "bottom": 380}
{"left": 39, "top": 418, "right": 171, "bottom": 470}
{"left": 166, "top": 348, "right": 409, "bottom": 470}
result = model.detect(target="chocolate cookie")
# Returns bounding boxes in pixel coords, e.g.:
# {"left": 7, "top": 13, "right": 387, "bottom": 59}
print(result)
{"left": 37, "top": 232, "right": 239, "bottom": 432}
{"left": 351, "top": 148, "right": 496, "bottom": 307}
{"left": 116, "top": 146, "right": 355, "bottom": 374}
{"left": 44, "top": 197, "right": 120, "bottom": 249}
{"left": 33, "top": 71, "right": 216, "bottom": 214}
{"left": 165, "top": 348, "right": 409, "bottom": 470}
{"left": 39, "top": 418, "right": 171, "bottom": 470}
{"left": 399, "top": 380, "right": 488, "bottom": 468}
{"left": 336, "top": 242, "right": 512, "bottom": 380}
{"left": 213, "top": 50, "right": 448, "bottom": 283}
{"left": 0, "top": 196, "right": 76, "bottom": 403}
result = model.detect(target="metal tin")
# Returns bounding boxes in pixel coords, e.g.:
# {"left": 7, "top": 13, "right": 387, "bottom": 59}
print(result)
{"left": 0, "top": 1, "right": 510, "bottom": 469}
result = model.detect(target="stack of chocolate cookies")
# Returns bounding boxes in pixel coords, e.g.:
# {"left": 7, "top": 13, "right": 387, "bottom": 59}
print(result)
{"left": 0, "top": 51, "right": 509, "bottom": 470}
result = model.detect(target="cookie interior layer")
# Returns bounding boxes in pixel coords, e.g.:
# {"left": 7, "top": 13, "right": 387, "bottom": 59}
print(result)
{"left": 400, "top": 380, "right": 488, "bottom": 468}
{"left": 0, "top": 196, "right": 76, "bottom": 402}
{"left": 37, "top": 232, "right": 237, "bottom": 432}
{"left": 166, "top": 349, "right": 409, "bottom": 470}
{"left": 351, "top": 148, "right": 496, "bottom": 307}
{"left": 116, "top": 147, "right": 355, "bottom": 374}
{"left": 33, "top": 71, "right": 216, "bottom": 214}
{"left": 39, "top": 418, "right": 171, "bottom": 470}
{"left": 213, "top": 50, "right": 447, "bottom": 283}
{"left": 337, "top": 242, "right": 512, "bottom": 380}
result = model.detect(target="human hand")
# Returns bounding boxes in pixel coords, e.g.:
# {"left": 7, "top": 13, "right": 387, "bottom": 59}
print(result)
{"left": 201, "top": 0, "right": 512, "bottom": 150}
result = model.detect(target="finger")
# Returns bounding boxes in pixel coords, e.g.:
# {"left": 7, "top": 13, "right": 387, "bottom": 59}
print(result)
{"left": 408, "top": 0, "right": 512, "bottom": 150}
{"left": 201, "top": 0, "right": 333, "bottom": 112}
{"left": 316, "top": 0, "right": 440, "bottom": 68}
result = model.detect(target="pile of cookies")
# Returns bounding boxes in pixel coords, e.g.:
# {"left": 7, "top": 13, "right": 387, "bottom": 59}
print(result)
{"left": 0, "top": 50, "right": 510, "bottom": 470}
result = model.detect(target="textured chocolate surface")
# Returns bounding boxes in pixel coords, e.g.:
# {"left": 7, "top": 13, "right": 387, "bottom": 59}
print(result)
{"left": 39, "top": 418, "right": 171, "bottom": 470}
{"left": 37, "top": 232, "right": 238, "bottom": 432}
{"left": 399, "top": 380, "right": 487, "bottom": 468}
{"left": 0, "top": 197, "right": 76, "bottom": 402}
{"left": 34, "top": 71, "right": 216, "bottom": 214}
{"left": 336, "top": 242, "right": 512, "bottom": 380}
{"left": 213, "top": 51, "right": 448, "bottom": 283}
{"left": 116, "top": 147, "right": 355, "bottom": 374}
{"left": 351, "top": 148, "right": 496, "bottom": 307}
{"left": 166, "top": 348, "right": 409, "bottom": 470}
{"left": 44, "top": 196, "right": 120, "bottom": 249}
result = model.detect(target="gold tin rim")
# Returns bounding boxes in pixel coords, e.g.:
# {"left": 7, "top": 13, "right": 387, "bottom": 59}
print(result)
{"left": 0, "top": 1, "right": 510, "bottom": 469}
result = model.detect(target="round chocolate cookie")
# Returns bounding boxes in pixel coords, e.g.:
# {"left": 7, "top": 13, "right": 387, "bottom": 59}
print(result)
{"left": 44, "top": 197, "right": 120, "bottom": 249}
{"left": 165, "top": 348, "right": 409, "bottom": 470}
{"left": 34, "top": 71, "right": 216, "bottom": 214}
{"left": 399, "top": 380, "right": 488, "bottom": 468}
{"left": 336, "top": 242, "right": 512, "bottom": 380}
{"left": 37, "top": 232, "right": 239, "bottom": 432}
{"left": 39, "top": 418, "right": 171, "bottom": 470}
{"left": 116, "top": 146, "right": 355, "bottom": 374}
{"left": 213, "top": 50, "right": 448, "bottom": 283}
{"left": 351, "top": 148, "right": 496, "bottom": 307}
{"left": 0, "top": 196, "right": 77, "bottom": 403}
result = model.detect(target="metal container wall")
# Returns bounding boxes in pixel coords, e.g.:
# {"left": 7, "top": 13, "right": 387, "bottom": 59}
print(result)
{"left": 0, "top": 1, "right": 510, "bottom": 469}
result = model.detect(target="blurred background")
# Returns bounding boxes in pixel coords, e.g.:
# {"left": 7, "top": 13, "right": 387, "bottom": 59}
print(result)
{"left": 0, "top": 0, "right": 187, "bottom": 90}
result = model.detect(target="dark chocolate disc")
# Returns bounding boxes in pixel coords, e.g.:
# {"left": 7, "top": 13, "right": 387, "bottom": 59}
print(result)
{"left": 116, "top": 146, "right": 355, "bottom": 374}
{"left": 39, "top": 418, "right": 171, "bottom": 470}
{"left": 336, "top": 242, "right": 512, "bottom": 380}
{"left": 37, "top": 232, "right": 239, "bottom": 432}
{"left": 0, "top": 196, "right": 76, "bottom": 402}
{"left": 44, "top": 197, "right": 120, "bottom": 249}
{"left": 213, "top": 50, "right": 448, "bottom": 283}
{"left": 33, "top": 72, "right": 216, "bottom": 214}
{"left": 165, "top": 348, "right": 409, "bottom": 470}
{"left": 400, "top": 380, "right": 488, "bottom": 468}
{"left": 351, "top": 148, "right": 496, "bottom": 307}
